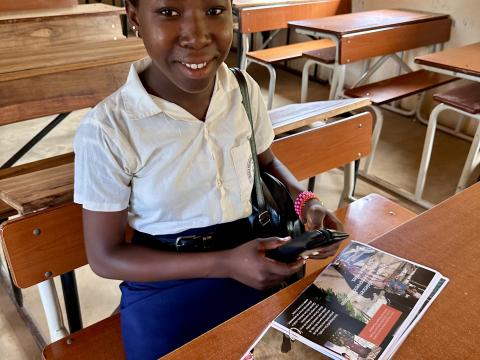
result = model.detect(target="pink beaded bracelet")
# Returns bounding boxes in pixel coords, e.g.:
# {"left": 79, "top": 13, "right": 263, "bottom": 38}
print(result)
{"left": 294, "top": 191, "right": 320, "bottom": 220}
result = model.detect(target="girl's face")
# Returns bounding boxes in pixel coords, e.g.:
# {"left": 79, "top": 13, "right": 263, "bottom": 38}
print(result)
{"left": 127, "top": 0, "right": 233, "bottom": 100}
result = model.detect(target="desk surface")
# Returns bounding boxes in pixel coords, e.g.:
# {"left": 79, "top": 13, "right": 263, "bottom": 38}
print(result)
{"left": 163, "top": 193, "right": 417, "bottom": 360}
{"left": 0, "top": 3, "right": 124, "bottom": 24}
{"left": 0, "top": 38, "right": 146, "bottom": 83}
{"left": 288, "top": 8, "right": 448, "bottom": 36}
{"left": 233, "top": 0, "right": 320, "bottom": 9}
{"left": 415, "top": 42, "right": 480, "bottom": 79}
{"left": 163, "top": 183, "right": 480, "bottom": 360}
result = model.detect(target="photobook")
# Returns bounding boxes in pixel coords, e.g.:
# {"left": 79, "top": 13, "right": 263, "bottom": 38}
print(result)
{"left": 243, "top": 241, "right": 448, "bottom": 360}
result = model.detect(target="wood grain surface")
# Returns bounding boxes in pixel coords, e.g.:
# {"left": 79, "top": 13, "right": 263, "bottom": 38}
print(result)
{"left": 162, "top": 194, "right": 417, "bottom": 360}
{"left": 36, "top": 193, "right": 409, "bottom": 360}
{"left": 288, "top": 8, "right": 449, "bottom": 36}
{"left": 0, "top": 162, "right": 73, "bottom": 214}
{"left": 272, "top": 112, "right": 372, "bottom": 180}
{"left": 415, "top": 42, "right": 480, "bottom": 78}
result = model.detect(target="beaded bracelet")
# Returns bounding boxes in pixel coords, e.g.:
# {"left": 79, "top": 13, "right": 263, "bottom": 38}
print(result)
{"left": 294, "top": 191, "right": 321, "bottom": 220}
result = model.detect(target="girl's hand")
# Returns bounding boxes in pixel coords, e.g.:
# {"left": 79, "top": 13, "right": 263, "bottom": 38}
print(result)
{"left": 224, "top": 237, "right": 304, "bottom": 291}
{"left": 302, "top": 199, "right": 345, "bottom": 259}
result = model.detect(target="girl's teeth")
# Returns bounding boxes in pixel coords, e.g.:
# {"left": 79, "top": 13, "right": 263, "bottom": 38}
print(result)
{"left": 182, "top": 62, "right": 207, "bottom": 69}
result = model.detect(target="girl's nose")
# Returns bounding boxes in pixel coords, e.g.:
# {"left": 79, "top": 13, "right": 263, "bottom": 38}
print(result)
{"left": 179, "top": 12, "right": 212, "bottom": 49}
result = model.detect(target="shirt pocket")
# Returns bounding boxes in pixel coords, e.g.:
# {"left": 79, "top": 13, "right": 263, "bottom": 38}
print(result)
{"left": 230, "top": 141, "right": 254, "bottom": 200}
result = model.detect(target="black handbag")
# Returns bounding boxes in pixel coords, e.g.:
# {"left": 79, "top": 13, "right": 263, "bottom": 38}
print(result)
{"left": 230, "top": 68, "right": 304, "bottom": 240}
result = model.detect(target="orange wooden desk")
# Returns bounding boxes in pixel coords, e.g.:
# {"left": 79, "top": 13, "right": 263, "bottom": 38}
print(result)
{"left": 415, "top": 42, "right": 480, "bottom": 82}
{"left": 162, "top": 193, "right": 416, "bottom": 360}
{"left": 232, "top": 0, "right": 350, "bottom": 68}
{"left": 289, "top": 8, "right": 451, "bottom": 99}
{"left": 163, "top": 183, "right": 480, "bottom": 360}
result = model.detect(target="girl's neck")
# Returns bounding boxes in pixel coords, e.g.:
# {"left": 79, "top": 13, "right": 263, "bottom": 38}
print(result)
{"left": 140, "top": 67, "right": 215, "bottom": 122}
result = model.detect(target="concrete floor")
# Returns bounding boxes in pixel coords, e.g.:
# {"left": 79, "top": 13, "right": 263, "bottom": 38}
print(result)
{"left": 0, "top": 58, "right": 477, "bottom": 359}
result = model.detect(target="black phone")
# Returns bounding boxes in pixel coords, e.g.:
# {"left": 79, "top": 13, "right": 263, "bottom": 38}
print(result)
{"left": 266, "top": 229, "right": 348, "bottom": 263}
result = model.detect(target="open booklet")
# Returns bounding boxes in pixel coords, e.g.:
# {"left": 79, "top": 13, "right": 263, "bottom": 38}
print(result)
{"left": 243, "top": 241, "right": 448, "bottom": 360}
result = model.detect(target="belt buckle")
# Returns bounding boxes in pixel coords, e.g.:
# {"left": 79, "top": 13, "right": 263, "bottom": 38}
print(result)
{"left": 258, "top": 210, "right": 271, "bottom": 226}
{"left": 175, "top": 234, "right": 214, "bottom": 251}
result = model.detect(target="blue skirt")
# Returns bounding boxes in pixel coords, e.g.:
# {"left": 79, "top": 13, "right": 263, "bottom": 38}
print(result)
{"left": 119, "top": 224, "right": 267, "bottom": 360}
{"left": 120, "top": 278, "right": 265, "bottom": 359}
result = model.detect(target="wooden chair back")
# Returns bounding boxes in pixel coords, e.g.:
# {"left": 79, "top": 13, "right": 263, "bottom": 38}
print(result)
{"left": 1, "top": 203, "right": 85, "bottom": 289}
{"left": 339, "top": 18, "right": 451, "bottom": 64}
{"left": 272, "top": 112, "right": 372, "bottom": 180}
{"left": 238, "top": 0, "right": 350, "bottom": 34}
{"left": 0, "top": 0, "right": 78, "bottom": 12}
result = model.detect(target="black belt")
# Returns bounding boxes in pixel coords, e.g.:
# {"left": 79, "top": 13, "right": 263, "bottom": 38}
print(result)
{"left": 132, "top": 217, "right": 255, "bottom": 252}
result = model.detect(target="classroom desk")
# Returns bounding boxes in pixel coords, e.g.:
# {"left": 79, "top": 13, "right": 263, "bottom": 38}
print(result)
{"left": 413, "top": 42, "right": 480, "bottom": 200}
{"left": 415, "top": 42, "right": 480, "bottom": 83}
{"left": 0, "top": 38, "right": 147, "bottom": 168}
{"left": 288, "top": 8, "right": 451, "bottom": 99}
{"left": 0, "top": 4, "right": 125, "bottom": 50}
{"left": 0, "top": 98, "right": 369, "bottom": 214}
{"left": 163, "top": 182, "right": 480, "bottom": 360}
{"left": 232, "top": 0, "right": 350, "bottom": 68}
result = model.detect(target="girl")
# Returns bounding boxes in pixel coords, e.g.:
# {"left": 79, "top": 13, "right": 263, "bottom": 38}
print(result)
{"left": 73, "top": 0, "right": 343, "bottom": 358}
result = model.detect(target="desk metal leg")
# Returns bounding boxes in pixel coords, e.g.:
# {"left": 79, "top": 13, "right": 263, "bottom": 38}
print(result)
{"left": 8, "top": 267, "right": 23, "bottom": 307}
{"left": 60, "top": 271, "right": 83, "bottom": 333}
{"left": 1, "top": 112, "right": 70, "bottom": 169}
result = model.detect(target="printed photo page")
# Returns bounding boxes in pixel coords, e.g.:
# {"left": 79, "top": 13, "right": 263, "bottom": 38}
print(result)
{"left": 242, "top": 241, "right": 448, "bottom": 360}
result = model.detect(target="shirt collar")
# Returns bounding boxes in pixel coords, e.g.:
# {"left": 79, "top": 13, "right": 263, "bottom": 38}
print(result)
{"left": 121, "top": 58, "right": 238, "bottom": 121}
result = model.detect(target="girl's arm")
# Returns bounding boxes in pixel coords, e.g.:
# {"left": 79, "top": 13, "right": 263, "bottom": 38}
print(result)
{"left": 82, "top": 209, "right": 303, "bottom": 287}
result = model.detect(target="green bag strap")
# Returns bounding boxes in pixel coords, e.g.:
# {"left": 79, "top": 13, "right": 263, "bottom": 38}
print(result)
{"left": 230, "top": 67, "right": 270, "bottom": 226}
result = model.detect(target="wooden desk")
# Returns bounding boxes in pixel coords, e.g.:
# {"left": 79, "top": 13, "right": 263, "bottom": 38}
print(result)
{"left": 289, "top": 8, "right": 451, "bottom": 98}
{"left": 0, "top": 38, "right": 146, "bottom": 126}
{"left": 163, "top": 183, "right": 480, "bottom": 359}
{"left": 232, "top": 0, "right": 350, "bottom": 68}
{"left": 0, "top": 4, "right": 125, "bottom": 50}
{"left": 415, "top": 42, "right": 480, "bottom": 82}
{"left": 0, "top": 99, "right": 369, "bottom": 214}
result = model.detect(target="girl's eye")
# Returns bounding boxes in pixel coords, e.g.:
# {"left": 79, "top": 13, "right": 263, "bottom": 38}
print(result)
{"left": 206, "top": 7, "right": 224, "bottom": 16}
{"left": 159, "top": 8, "right": 180, "bottom": 17}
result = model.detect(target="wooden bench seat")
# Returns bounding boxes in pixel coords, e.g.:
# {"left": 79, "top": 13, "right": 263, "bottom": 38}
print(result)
{"left": 433, "top": 81, "right": 480, "bottom": 114}
{"left": 303, "top": 46, "right": 336, "bottom": 64}
{"left": 4, "top": 193, "right": 414, "bottom": 360}
{"left": 238, "top": 1, "right": 349, "bottom": 109}
{"left": 0, "top": 200, "right": 16, "bottom": 220}
{"left": 344, "top": 69, "right": 457, "bottom": 105}
{"left": 0, "top": 153, "right": 74, "bottom": 214}
{"left": 247, "top": 39, "right": 334, "bottom": 64}
{"left": 342, "top": 70, "right": 457, "bottom": 178}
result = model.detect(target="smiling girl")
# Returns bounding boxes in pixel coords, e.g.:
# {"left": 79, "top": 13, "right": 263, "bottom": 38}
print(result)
{"left": 73, "top": 0, "right": 342, "bottom": 358}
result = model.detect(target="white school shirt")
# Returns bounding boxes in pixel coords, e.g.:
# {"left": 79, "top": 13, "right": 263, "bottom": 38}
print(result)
{"left": 73, "top": 58, "right": 274, "bottom": 235}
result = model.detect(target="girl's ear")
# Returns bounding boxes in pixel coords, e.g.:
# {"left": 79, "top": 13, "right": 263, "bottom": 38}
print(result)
{"left": 125, "top": 0, "right": 140, "bottom": 30}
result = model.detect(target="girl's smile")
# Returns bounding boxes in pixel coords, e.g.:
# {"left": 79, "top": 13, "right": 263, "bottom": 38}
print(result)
{"left": 126, "top": 0, "right": 233, "bottom": 119}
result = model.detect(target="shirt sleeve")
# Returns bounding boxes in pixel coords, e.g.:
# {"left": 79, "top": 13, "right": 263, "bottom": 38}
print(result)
{"left": 73, "top": 115, "right": 132, "bottom": 212}
{"left": 244, "top": 72, "right": 275, "bottom": 154}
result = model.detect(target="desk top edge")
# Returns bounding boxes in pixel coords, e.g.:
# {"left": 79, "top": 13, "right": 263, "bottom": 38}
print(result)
{"left": 288, "top": 8, "right": 450, "bottom": 36}
{"left": 0, "top": 4, "right": 125, "bottom": 23}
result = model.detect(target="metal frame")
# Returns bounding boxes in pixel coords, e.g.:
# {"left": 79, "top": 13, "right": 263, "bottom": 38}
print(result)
{"left": 416, "top": 103, "right": 480, "bottom": 198}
